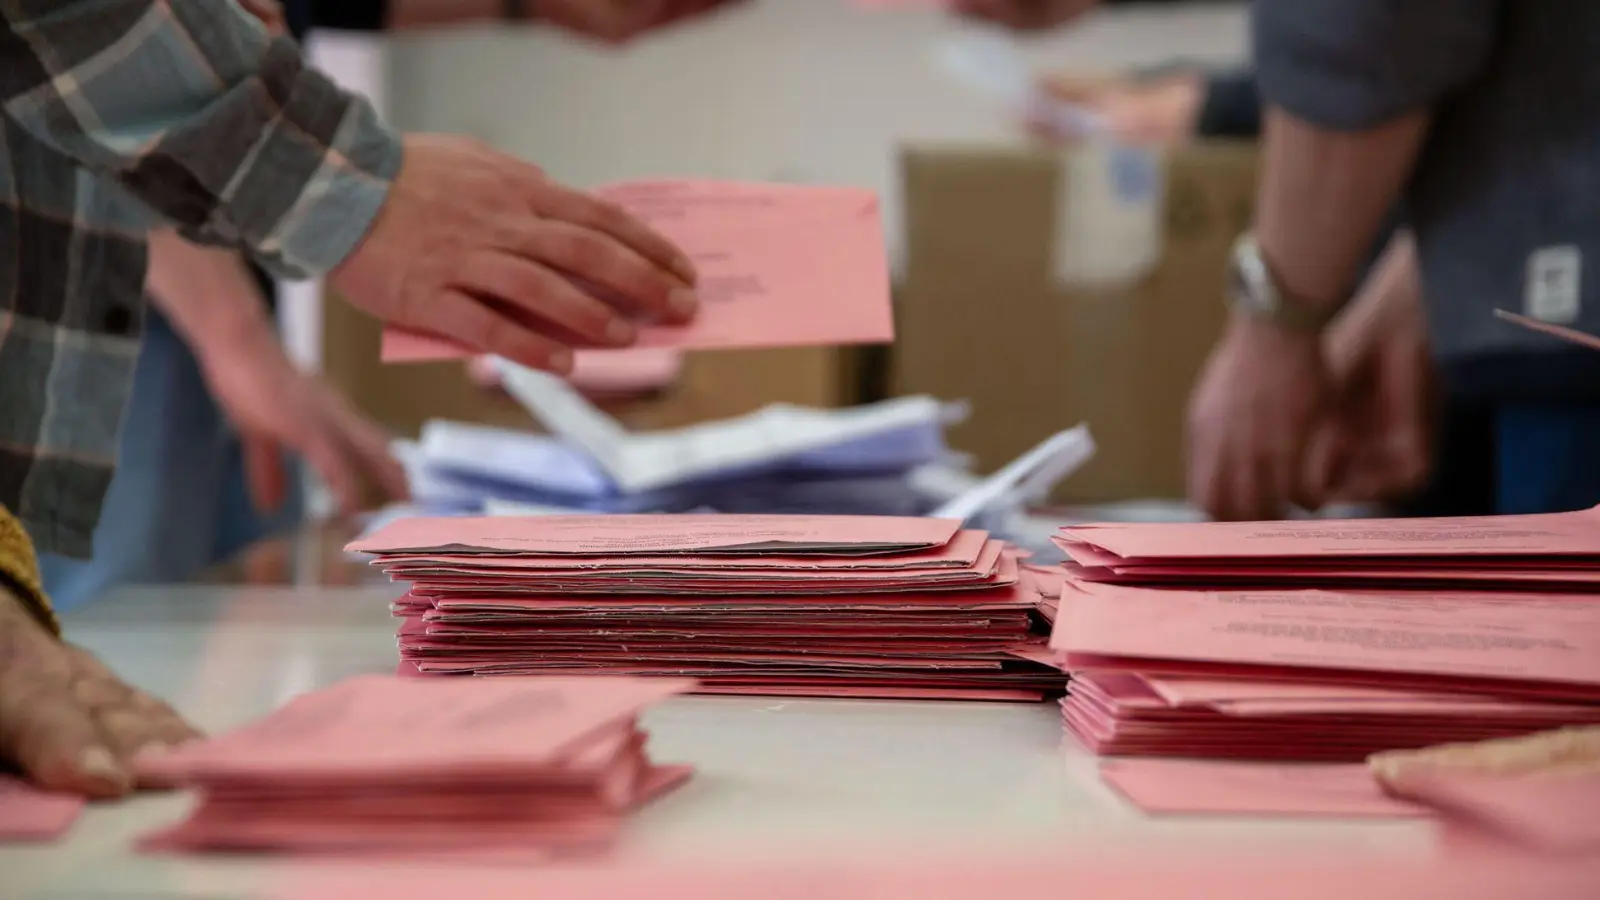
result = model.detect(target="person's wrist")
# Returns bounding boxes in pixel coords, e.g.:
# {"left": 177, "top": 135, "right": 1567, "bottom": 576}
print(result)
{"left": 0, "top": 579, "right": 57, "bottom": 638}
{"left": 1230, "top": 232, "right": 1345, "bottom": 334}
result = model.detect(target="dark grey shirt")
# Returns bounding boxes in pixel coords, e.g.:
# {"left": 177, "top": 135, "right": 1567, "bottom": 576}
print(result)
{"left": 1255, "top": 0, "right": 1600, "bottom": 400}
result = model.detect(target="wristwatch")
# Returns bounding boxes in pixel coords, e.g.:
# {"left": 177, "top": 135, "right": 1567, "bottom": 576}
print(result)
{"left": 1228, "top": 232, "right": 1341, "bottom": 333}
{"left": 502, "top": 0, "right": 529, "bottom": 21}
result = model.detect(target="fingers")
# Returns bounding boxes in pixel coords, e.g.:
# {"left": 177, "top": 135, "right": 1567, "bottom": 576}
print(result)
{"left": 529, "top": 185, "right": 700, "bottom": 301}
{"left": 323, "top": 395, "right": 411, "bottom": 506}
{"left": 243, "top": 434, "right": 287, "bottom": 514}
{"left": 462, "top": 248, "right": 639, "bottom": 347}
{"left": 0, "top": 678, "right": 130, "bottom": 798}
{"left": 428, "top": 289, "right": 577, "bottom": 375}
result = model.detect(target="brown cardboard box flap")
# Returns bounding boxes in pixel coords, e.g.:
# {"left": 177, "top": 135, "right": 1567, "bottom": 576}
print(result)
{"left": 893, "top": 140, "right": 1257, "bottom": 503}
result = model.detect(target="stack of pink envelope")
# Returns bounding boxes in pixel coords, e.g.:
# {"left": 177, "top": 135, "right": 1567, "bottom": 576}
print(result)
{"left": 348, "top": 514, "right": 1065, "bottom": 702}
{"left": 1057, "top": 508, "right": 1600, "bottom": 590}
{"left": 1042, "top": 509, "right": 1600, "bottom": 761}
{"left": 133, "top": 675, "right": 693, "bottom": 856}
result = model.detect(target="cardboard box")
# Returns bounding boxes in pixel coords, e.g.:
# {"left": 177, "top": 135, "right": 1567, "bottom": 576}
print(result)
{"left": 892, "top": 141, "right": 1257, "bottom": 502}
{"left": 320, "top": 295, "right": 864, "bottom": 437}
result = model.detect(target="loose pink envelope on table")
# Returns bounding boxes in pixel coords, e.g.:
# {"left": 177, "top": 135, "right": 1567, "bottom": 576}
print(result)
{"left": 0, "top": 775, "right": 86, "bottom": 842}
{"left": 276, "top": 852, "right": 1600, "bottom": 900}
{"left": 1050, "top": 581, "right": 1600, "bottom": 690}
{"left": 348, "top": 514, "right": 963, "bottom": 557}
{"left": 381, "top": 180, "right": 893, "bottom": 362}
{"left": 1057, "top": 507, "right": 1600, "bottom": 562}
{"left": 1098, "top": 759, "right": 1425, "bottom": 818}
{"left": 135, "top": 674, "right": 692, "bottom": 782}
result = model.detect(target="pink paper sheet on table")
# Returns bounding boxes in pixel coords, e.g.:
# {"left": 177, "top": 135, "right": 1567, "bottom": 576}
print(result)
{"left": 1050, "top": 581, "right": 1600, "bottom": 692}
{"left": 136, "top": 674, "right": 690, "bottom": 780}
{"left": 133, "top": 675, "right": 693, "bottom": 856}
{"left": 1098, "top": 759, "right": 1425, "bottom": 818}
{"left": 1057, "top": 507, "right": 1600, "bottom": 562}
{"left": 349, "top": 514, "right": 962, "bottom": 557}
{"left": 381, "top": 180, "right": 892, "bottom": 362}
{"left": 0, "top": 775, "right": 86, "bottom": 842}
{"left": 276, "top": 852, "right": 1600, "bottom": 900}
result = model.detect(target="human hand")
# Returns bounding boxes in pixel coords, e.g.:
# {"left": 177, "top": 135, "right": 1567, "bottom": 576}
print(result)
{"left": 201, "top": 326, "right": 410, "bottom": 519}
{"left": 0, "top": 588, "right": 200, "bottom": 797}
{"left": 1306, "top": 250, "right": 1433, "bottom": 505}
{"left": 1032, "top": 70, "right": 1204, "bottom": 145}
{"left": 237, "top": 0, "right": 288, "bottom": 36}
{"left": 330, "top": 135, "right": 699, "bottom": 376}
{"left": 1186, "top": 315, "right": 1334, "bottom": 521}
{"left": 532, "top": 0, "right": 744, "bottom": 44}
{"left": 951, "top": 0, "right": 1100, "bottom": 30}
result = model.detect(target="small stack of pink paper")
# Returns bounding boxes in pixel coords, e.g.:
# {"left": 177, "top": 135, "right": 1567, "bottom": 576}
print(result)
{"left": 1043, "top": 509, "right": 1600, "bottom": 762}
{"left": 348, "top": 514, "right": 1065, "bottom": 701}
{"left": 134, "top": 675, "right": 693, "bottom": 856}
{"left": 1058, "top": 508, "right": 1600, "bottom": 590}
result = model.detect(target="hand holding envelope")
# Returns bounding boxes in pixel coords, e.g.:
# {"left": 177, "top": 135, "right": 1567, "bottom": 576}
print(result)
{"left": 382, "top": 180, "right": 893, "bottom": 365}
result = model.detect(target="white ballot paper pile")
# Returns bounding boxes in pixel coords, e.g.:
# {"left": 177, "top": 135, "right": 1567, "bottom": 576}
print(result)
{"left": 357, "top": 361, "right": 1095, "bottom": 540}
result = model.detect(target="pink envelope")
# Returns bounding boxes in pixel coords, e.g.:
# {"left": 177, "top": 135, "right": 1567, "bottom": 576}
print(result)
{"left": 1098, "top": 759, "right": 1426, "bottom": 818}
{"left": 1050, "top": 581, "right": 1600, "bottom": 690}
{"left": 135, "top": 675, "right": 692, "bottom": 782}
{"left": 349, "top": 514, "right": 962, "bottom": 557}
{"left": 0, "top": 776, "right": 86, "bottom": 842}
{"left": 1058, "top": 508, "right": 1600, "bottom": 562}
{"left": 382, "top": 530, "right": 993, "bottom": 572}
{"left": 381, "top": 180, "right": 892, "bottom": 362}
{"left": 277, "top": 851, "right": 1600, "bottom": 900}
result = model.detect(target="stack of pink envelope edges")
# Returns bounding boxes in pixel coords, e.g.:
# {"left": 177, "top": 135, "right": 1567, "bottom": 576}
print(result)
{"left": 134, "top": 675, "right": 692, "bottom": 856}
{"left": 348, "top": 514, "right": 1065, "bottom": 702}
{"left": 1040, "top": 508, "right": 1600, "bottom": 761}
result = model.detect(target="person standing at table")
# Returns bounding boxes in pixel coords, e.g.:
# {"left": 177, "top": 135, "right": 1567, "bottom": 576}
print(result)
{"left": 37, "top": 0, "right": 742, "bottom": 613}
{"left": 1185, "top": 0, "right": 1600, "bottom": 521}
{"left": 0, "top": 0, "right": 708, "bottom": 795}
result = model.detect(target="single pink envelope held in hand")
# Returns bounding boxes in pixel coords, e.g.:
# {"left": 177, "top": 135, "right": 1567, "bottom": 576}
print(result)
{"left": 0, "top": 775, "right": 86, "bottom": 842}
{"left": 382, "top": 180, "right": 892, "bottom": 362}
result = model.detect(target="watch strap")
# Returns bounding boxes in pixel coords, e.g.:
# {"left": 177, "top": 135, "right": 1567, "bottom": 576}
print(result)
{"left": 1230, "top": 233, "right": 1341, "bottom": 333}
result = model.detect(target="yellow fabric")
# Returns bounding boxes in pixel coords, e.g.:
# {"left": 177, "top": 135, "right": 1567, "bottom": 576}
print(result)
{"left": 0, "top": 504, "right": 59, "bottom": 635}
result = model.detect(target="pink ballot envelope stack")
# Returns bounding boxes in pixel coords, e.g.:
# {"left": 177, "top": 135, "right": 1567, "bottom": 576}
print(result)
{"left": 380, "top": 180, "right": 893, "bottom": 363}
{"left": 132, "top": 675, "right": 693, "bottom": 856}
{"left": 347, "top": 515, "right": 1066, "bottom": 701}
{"left": 1039, "top": 509, "right": 1600, "bottom": 817}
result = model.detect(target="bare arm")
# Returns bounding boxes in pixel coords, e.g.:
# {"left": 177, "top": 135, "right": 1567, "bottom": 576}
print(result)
{"left": 1254, "top": 107, "right": 1430, "bottom": 314}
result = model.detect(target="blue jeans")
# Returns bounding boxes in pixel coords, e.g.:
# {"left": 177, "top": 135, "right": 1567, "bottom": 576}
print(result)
{"left": 1398, "top": 400, "right": 1600, "bottom": 517}
{"left": 39, "top": 309, "right": 303, "bottom": 612}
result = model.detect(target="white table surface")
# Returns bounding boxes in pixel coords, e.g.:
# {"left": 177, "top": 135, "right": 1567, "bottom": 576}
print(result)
{"left": 4, "top": 583, "right": 1438, "bottom": 899}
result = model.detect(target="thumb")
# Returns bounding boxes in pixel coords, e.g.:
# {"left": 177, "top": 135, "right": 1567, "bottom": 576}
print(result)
{"left": 243, "top": 434, "right": 288, "bottom": 514}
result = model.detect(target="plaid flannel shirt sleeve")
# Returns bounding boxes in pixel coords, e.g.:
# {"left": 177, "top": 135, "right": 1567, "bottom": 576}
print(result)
{"left": 0, "top": 0, "right": 402, "bottom": 280}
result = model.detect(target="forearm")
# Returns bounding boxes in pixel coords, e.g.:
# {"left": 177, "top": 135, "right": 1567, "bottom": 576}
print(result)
{"left": 0, "top": 506, "right": 58, "bottom": 636}
{"left": 0, "top": 1, "right": 400, "bottom": 279}
{"left": 1253, "top": 106, "right": 1430, "bottom": 313}
{"left": 1249, "top": 0, "right": 1497, "bottom": 314}
{"left": 145, "top": 231, "right": 279, "bottom": 368}
{"left": 1327, "top": 232, "right": 1422, "bottom": 365}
